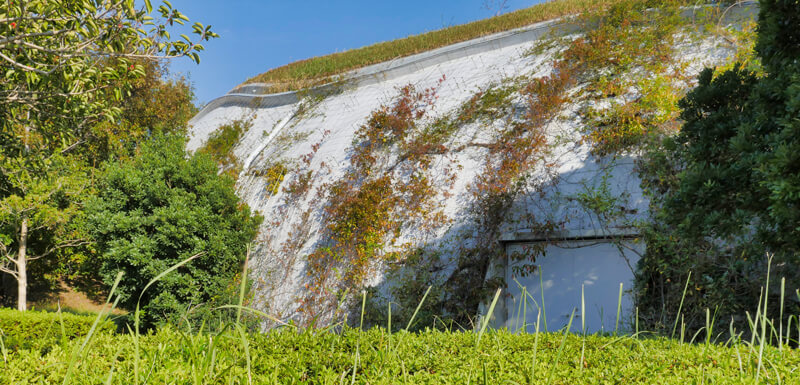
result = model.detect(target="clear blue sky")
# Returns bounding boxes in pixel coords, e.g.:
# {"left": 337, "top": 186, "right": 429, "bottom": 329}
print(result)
{"left": 167, "top": 1, "right": 544, "bottom": 105}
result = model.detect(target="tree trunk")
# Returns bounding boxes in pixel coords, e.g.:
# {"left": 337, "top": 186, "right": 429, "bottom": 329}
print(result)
{"left": 17, "top": 216, "right": 28, "bottom": 311}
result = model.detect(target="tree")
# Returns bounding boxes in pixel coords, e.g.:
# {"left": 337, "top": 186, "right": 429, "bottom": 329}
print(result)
{"left": 0, "top": 0, "right": 216, "bottom": 310}
{"left": 667, "top": 0, "right": 800, "bottom": 253}
{"left": 85, "top": 135, "right": 262, "bottom": 328}
{"left": 636, "top": 0, "right": 800, "bottom": 332}
{"left": 82, "top": 60, "right": 199, "bottom": 165}
{"left": 0, "top": 157, "right": 89, "bottom": 310}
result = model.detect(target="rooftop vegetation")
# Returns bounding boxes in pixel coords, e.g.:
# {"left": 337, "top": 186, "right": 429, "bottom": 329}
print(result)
{"left": 243, "top": 0, "right": 657, "bottom": 92}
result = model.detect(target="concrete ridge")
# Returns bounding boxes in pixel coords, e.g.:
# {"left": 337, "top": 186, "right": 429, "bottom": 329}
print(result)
{"left": 189, "top": 17, "right": 576, "bottom": 125}
{"left": 189, "top": 1, "right": 758, "bottom": 126}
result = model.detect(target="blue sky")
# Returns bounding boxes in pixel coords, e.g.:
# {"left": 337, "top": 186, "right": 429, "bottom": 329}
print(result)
{"left": 167, "top": 1, "right": 543, "bottom": 105}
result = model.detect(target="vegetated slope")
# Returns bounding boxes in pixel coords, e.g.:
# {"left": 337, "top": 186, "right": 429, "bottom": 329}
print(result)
{"left": 3, "top": 328, "right": 798, "bottom": 383}
{"left": 243, "top": 0, "right": 627, "bottom": 92}
{"left": 188, "top": 1, "right": 758, "bottom": 329}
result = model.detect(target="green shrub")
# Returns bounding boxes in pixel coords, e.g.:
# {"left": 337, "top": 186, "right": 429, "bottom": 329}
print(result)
{"left": 0, "top": 308, "right": 114, "bottom": 351}
{"left": 85, "top": 134, "right": 263, "bottom": 330}
{"left": 635, "top": 0, "right": 800, "bottom": 336}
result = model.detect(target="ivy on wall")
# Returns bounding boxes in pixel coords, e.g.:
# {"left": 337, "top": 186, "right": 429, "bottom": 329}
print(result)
{"left": 223, "top": 0, "right": 759, "bottom": 330}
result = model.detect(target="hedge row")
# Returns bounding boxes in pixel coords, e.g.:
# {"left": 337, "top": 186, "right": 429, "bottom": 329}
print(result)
{"left": 0, "top": 309, "right": 115, "bottom": 351}
{"left": 2, "top": 326, "right": 798, "bottom": 384}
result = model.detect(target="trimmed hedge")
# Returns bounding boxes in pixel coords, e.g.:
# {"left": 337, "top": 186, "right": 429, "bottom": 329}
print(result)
{"left": 0, "top": 309, "right": 115, "bottom": 351}
{"left": 2, "top": 327, "right": 799, "bottom": 383}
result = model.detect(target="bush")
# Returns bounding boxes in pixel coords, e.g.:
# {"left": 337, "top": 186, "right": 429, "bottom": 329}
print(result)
{"left": 0, "top": 308, "right": 114, "bottom": 351}
{"left": 635, "top": 0, "right": 800, "bottom": 335}
{"left": 85, "top": 134, "right": 262, "bottom": 329}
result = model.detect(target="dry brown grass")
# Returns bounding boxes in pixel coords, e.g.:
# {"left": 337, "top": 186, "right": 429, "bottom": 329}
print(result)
{"left": 31, "top": 282, "right": 127, "bottom": 315}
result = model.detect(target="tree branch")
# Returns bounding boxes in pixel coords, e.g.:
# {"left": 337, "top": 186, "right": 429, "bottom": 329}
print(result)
{"left": 0, "top": 264, "right": 19, "bottom": 279}
{"left": 30, "top": 239, "right": 91, "bottom": 261}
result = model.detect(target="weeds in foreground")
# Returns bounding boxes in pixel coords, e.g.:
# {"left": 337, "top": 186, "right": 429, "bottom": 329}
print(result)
{"left": 0, "top": 256, "right": 797, "bottom": 384}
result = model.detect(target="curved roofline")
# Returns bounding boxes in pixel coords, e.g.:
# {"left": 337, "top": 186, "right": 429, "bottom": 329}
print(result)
{"left": 189, "top": 1, "right": 758, "bottom": 126}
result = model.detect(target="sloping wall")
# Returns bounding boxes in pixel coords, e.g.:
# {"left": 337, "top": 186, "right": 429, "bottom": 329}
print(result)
{"left": 187, "top": 3, "right": 757, "bottom": 330}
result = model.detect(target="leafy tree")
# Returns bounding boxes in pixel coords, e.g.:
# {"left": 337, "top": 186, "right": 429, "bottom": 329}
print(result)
{"left": 0, "top": 0, "right": 216, "bottom": 310}
{"left": 85, "top": 135, "right": 262, "bottom": 328}
{"left": 0, "top": 157, "right": 90, "bottom": 307}
{"left": 637, "top": 0, "right": 800, "bottom": 333}
{"left": 84, "top": 60, "right": 199, "bottom": 165}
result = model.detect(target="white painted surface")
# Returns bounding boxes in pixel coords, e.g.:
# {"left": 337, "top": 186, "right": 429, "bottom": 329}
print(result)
{"left": 185, "top": 4, "right": 756, "bottom": 326}
{"left": 502, "top": 240, "right": 643, "bottom": 333}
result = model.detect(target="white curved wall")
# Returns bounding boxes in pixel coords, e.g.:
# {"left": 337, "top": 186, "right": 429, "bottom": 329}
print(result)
{"left": 187, "top": 3, "right": 756, "bottom": 328}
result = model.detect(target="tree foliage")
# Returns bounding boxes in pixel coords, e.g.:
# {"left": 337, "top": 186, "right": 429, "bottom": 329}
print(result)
{"left": 0, "top": 0, "right": 216, "bottom": 310}
{"left": 636, "top": 0, "right": 800, "bottom": 333}
{"left": 85, "top": 135, "right": 262, "bottom": 328}
{"left": 83, "top": 60, "right": 199, "bottom": 165}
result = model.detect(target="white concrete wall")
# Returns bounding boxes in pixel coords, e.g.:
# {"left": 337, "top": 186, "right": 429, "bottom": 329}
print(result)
{"left": 186, "top": 3, "right": 756, "bottom": 326}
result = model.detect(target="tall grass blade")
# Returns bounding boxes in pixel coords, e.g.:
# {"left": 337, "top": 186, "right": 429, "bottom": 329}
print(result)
{"left": 0, "top": 328, "right": 7, "bottom": 364}
{"left": 477, "top": 288, "right": 502, "bottom": 346}
{"left": 103, "top": 345, "right": 125, "bottom": 385}
{"left": 689, "top": 326, "right": 705, "bottom": 344}
{"left": 547, "top": 308, "right": 576, "bottom": 385}
{"left": 133, "top": 253, "right": 202, "bottom": 385}
{"left": 531, "top": 308, "right": 541, "bottom": 382}
{"left": 779, "top": 277, "right": 785, "bottom": 351}
{"left": 539, "top": 269, "right": 548, "bottom": 332}
{"left": 360, "top": 290, "right": 367, "bottom": 330}
{"left": 580, "top": 284, "right": 586, "bottom": 372}
{"left": 62, "top": 271, "right": 123, "bottom": 385}
{"left": 614, "top": 282, "right": 622, "bottom": 336}
{"left": 351, "top": 345, "right": 360, "bottom": 385}
{"left": 522, "top": 286, "right": 528, "bottom": 333}
{"left": 127, "top": 323, "right": 139, "bottom": 385}
{"left": 405, "top": 286, "right": 432, "bottom": 331}
{"left": 756, "top": 254, "right": 772, "bottom": 383}
{"left": 515, "top": 286, "right": 524, "bottom": 332}
{"left": 235, "top": 324, "right": 253, "bottom": 385}
{"left": 748, "top": 287, "right": 764, "bottom": 358}
{"left": 236, "top": 246, "right": 250, "bottom": 326}
{"left": 513, "top": 276, "right": 534, "bottom": 332}
{"left": 671, "top": 271, "right": 692, "bottom": 339}
{"left": 216, "top": 305, "right": 296, "bottom": 328}
{"left": 57, "top": 301, "right": 67, "bottom": 347}
{"left": 680, "top": 314, "right": 685, "bottom": 344}
{"left": 581, "top": 284, "right": 586, "bottom": 334}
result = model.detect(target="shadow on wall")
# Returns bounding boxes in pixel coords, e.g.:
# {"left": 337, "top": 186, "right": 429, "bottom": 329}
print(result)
{"left": 335, "top": 150, "right": 649, "bottom": 332}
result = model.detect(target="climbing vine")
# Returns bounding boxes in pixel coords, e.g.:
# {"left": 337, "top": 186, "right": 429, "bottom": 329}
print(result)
{"left": 258, "top": 0, "right": 758, "bottom": 329}
{"left": 199, "top": 118, "right": 252, "bottom": 179}
{"left": 297, "top": 79, "right": 451, "bottom": 323}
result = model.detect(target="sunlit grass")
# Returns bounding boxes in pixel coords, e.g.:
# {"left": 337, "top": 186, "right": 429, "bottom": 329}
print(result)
{"left": 1, "top": 255, "right": 798, "bottom": 384}
{"left": 243, "top": 0, "right": 633, "bottom": 92}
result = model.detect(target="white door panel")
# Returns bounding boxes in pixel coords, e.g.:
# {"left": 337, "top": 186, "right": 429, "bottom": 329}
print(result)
{"left": 503, "top": 240, "right": 642, "bottom": 334}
